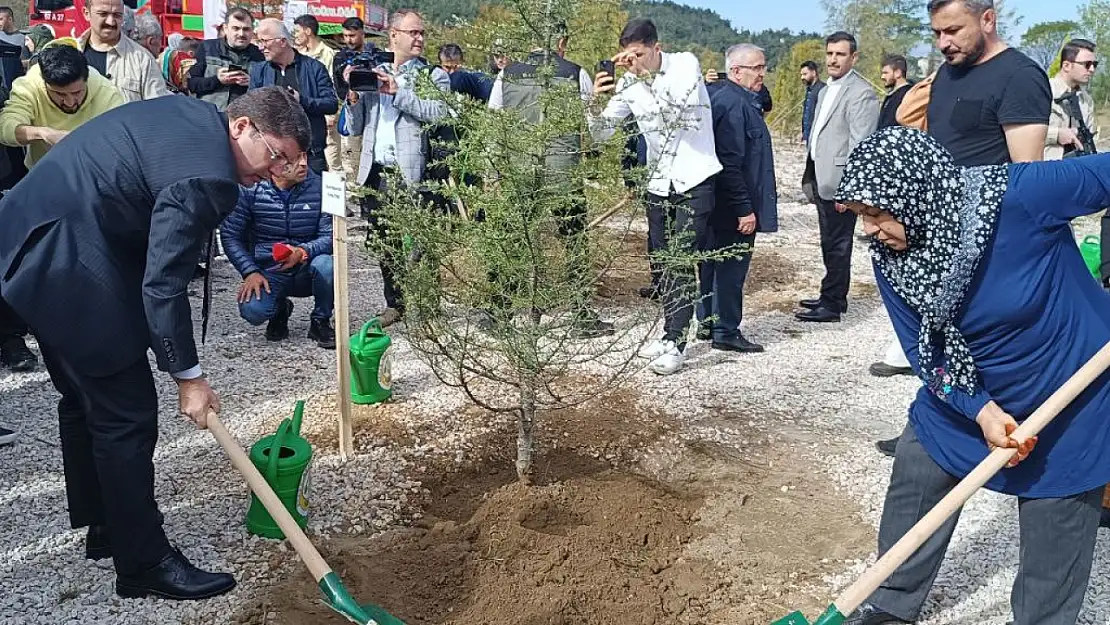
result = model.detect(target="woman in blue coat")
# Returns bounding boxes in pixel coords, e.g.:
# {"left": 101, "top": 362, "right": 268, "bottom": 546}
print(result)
{"left": 833, "top": 126, "right": 1110, "bottom": 625}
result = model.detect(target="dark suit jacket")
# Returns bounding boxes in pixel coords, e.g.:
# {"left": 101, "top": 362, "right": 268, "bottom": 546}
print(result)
{"left": 707, "top": 80, "right": 779, "bottom": 235}
{"left": 0, "top": 97, "right": 240, "bottom": 377}
{"left": 249, "top": 53, "right": 338, "bottom": 153}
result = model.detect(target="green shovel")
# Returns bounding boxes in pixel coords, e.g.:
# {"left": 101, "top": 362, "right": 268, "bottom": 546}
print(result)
{"left": 208, "top": 411, "right": 406, "bottom": 624}
{"left": 772, "top": 339, "right": 1110, "bottom": 625}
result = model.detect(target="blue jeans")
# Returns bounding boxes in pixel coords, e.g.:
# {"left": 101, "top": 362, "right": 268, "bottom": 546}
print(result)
{"left": 239, "top": 255, "right": 334, "bottom": 325}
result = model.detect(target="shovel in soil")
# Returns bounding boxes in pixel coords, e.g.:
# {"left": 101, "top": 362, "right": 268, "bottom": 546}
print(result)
{"left": 771, "top": 339, "right": 1110, "bottom": 625}
{"left": 207, "top": 411, "right": 406, "bottom": 625}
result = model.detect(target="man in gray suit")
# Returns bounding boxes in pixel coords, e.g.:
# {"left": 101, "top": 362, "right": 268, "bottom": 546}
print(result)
{"left": 797, "top": 31, "right": 879, "bottom": 323}
{"left": 342, "top": 8, "right": 450, "bottom": 327}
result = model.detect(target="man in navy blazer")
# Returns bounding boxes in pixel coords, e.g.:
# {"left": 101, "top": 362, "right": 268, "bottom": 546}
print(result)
{"left": 701, "top": 43, "right": 779, "bottom": 353}
{"left": 250, "top": 18, "right": 338, "bottom": 174}
{"left": 0, "top": 88, "right": 310, "bottom": 600}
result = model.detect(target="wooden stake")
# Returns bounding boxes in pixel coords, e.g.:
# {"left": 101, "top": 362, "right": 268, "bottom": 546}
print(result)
{"left": 333, "top": 213, "right": 354, "bottom": 460}
{"left": 587, "top": 196, "right": 631, "bottom": 230}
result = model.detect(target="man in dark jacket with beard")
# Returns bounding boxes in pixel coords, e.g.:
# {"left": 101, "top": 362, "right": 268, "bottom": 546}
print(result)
{"left": 221, "top": 156, "right": 335, "bottom": 349}
{"left": 0, "top": 87, "right": 309, "bottom": 600}
{"left": 701, "top": 43, "right": 779, "bottom": 353}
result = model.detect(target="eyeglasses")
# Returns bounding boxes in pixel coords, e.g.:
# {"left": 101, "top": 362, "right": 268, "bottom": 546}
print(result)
{"left": 250, "top": 123, "right": 298, "bottom": 174}
{"left": 1078, "top": 60, "right": 1099, "bottom": 70}
{"left": 731, "top": 64, "right": 767, "bottom": 72}
{"left": 393, "top": 28, "right": 425, "bottom": 38}
{"left": 256, "top": 36, "right": 283, "bottom": 47}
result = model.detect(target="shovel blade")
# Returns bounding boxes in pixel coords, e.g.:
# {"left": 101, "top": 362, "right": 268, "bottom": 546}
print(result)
{"left": 319, "top": 572, "right": 407, "bottom": 625}
{"left": 770, "top": 605, "right": 845, "bottom": 625}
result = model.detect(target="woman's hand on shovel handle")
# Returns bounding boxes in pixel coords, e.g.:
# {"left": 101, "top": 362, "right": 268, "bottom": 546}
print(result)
{"left": 976, "top": 400, "right": 1038, "bottom": 468}
{"left": 177, "top": 376, "right": 221, "bottom": 429}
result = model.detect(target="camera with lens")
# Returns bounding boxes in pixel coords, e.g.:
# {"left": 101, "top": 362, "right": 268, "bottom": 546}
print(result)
{"left": 344, "top": 48, "right": 395, "bottom": 91}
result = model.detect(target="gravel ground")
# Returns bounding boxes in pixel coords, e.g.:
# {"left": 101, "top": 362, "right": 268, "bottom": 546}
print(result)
{"left": 2, "top": 146, "right": 1110, "bottom": 624}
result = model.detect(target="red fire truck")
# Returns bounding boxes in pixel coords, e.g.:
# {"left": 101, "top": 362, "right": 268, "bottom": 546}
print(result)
{"left": 28, "top": 0, "right": 387, "bottom": 43}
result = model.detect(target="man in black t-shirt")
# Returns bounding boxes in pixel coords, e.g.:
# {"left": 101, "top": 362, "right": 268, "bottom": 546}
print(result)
{"left": 877, "top": 54, "right": 912, "bottom": 130}
{"left": 925, "top": 2, "right": 1050, "bottom": 166}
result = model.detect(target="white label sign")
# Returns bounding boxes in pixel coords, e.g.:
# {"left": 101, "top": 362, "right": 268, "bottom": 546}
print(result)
{"left": 321, "top": 170, "right": 347, "bottom": 217}
{"left": 283, "top": 0, "right": 309, "bottom": 31}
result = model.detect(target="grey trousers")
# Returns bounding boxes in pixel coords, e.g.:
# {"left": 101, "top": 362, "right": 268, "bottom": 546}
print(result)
{"left": 869, "top": 423, "right": 1102, "bottom": 625}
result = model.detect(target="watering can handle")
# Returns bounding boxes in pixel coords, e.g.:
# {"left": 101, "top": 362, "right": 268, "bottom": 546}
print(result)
{"left": 266, "top": 418, "right": 293, "bottom": 483}
{"left": 1085, "top": 235, "right": 1101, "bottom": 245}
{"left": 360, "top": 318, "right": 383, "bottom": 340}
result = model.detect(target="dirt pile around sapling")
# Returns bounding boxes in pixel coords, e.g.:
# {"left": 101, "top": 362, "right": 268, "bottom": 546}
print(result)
{"left": 252, "top": 468, "right": 714, "bottom": 625}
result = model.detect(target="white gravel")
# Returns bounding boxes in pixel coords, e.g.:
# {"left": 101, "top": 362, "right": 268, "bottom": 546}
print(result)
{"left": 2, "top": 146, "right": 1109, "bottom": 625}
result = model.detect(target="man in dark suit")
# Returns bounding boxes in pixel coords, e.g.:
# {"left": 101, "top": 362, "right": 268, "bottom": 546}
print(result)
{"left": 701, "top": 43, "right": 779, "bottom": 353}
{"left": 0, "top": 87, "right": 310, "bottom": 600}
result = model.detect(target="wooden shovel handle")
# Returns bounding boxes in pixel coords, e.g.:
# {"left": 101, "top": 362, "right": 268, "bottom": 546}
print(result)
{"left": 835, "top": 339, "right": 1110, "bottom": 614}
{"left": 206, "top": 411, "right": 333, "bottom": 582}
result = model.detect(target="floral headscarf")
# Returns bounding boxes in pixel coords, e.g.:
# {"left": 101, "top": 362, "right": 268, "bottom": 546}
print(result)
{"left": 835, "top": 126, "right": 1009, "bottom": 397}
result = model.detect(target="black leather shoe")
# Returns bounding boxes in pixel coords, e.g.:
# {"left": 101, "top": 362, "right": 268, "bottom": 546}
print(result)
{"left": 116, "top": 549, "right": 236, "bottom": 601}
{"left": 795, "top": 307, "right": 841, "bottom": 323}
{"left": 712, "top": 334, "right": 764, "bottom": 353}
{"left": 638, "top": 286, "right": 660, "bottom": 301}
{"left": 876, "top": 437, "right": 900, "bottom": 458}
{"left": 308, "top": 318, "right": 336, "bottom": 349}
{"left": 265, "top": 299, "right": 294, "bottom": 341}
{"left": 869, "top": 362, "right": 914, "bottom": 377}
{"left": 86, "top": 525, "right": 112, "bottom": 560}
{"left": 1100, "top": 507, "right": 1110, "bottom": 529}
{"left": 798, "top": 298, "right": 822, "bottom": 310}
{"left": 0, "top": 336, "right": 37, "bottom": 372}
{"left": 843, "top": 603, "right": 913, "bottom": 624}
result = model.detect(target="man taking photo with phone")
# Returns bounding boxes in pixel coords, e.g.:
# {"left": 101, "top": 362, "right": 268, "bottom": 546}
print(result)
{"left": 187, "top": 7, "right": 263, "bottom": 112}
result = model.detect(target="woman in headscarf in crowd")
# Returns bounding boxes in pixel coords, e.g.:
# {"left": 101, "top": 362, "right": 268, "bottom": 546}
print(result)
{"left": 158, "top": 33, "right": 196, "bottom": 94}
{"left": 833, "top": 126, "right": 1110, "bottom": 625}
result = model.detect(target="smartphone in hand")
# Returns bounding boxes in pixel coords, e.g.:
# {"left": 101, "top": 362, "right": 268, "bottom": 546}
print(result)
{"left": 596, "top": 60, "right": 616, "bottom": 77}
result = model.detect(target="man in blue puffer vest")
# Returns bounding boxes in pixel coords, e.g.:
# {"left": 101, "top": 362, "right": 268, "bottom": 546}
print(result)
{"left": 221, "top": 155, "right": 336, "bottom": 349}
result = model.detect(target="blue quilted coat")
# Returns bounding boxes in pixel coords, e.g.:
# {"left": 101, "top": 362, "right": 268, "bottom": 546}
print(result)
{"left": 220, "top": 171, "right": 332, "bottom": 277}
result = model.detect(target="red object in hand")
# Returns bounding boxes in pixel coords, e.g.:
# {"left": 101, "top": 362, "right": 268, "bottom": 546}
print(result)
{"left": 272, "top": 242, "right": 294, "bottom": 262}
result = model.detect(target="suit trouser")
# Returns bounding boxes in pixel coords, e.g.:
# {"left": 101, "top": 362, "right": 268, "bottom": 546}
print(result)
{"left": 815, "top": 196, "right": 857, "bottom": 314}
{"left": 646, "top": 197, "right": 667, "bottom": 292}
{"left": 868, "top": 422, "right": 1101, "bottom": 625}
{"left": 646, "top": 180, "right": 715, "bottom": 349}
{"left": 698, "top": 229, "right": 755, "bottom": 339}
{"left": 360, "top": 164, "right": 404, "bottom": 311}
{"left": 41, "top": 346, "right": 171, "bottom": 576}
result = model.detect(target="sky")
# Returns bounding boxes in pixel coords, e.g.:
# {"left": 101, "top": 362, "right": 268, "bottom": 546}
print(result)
{"left": 691, "top": 0, "right": 1080, "bottom": 39}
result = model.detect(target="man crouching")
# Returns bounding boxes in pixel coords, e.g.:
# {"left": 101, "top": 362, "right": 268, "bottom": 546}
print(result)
{"left": 221, "top": 155, "right": 336, "bottom": 349}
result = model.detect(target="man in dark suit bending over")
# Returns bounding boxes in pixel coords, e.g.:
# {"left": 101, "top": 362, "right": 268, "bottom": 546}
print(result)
{"left": 0, "top": 87, "right": 310, "bottom": 600}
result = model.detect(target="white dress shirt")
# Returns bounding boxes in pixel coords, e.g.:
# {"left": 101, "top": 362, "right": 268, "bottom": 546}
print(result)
{"left": 588, "top": 51, "right": 721, "bottom": 196}
{"left": 809, "top": 70, "right": 852, "bottom": 160}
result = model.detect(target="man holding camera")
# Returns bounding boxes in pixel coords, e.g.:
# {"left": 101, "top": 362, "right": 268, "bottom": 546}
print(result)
{"left": 342, "top": 8, "right": 450, "bottom": 327}
{"left": 589, "top": 18, "right": 721, "bottom": 375}
{"left": 249, "top": 19, "right": 337, "bottom": 174}
{"left": 187, "top": 7, "right": 263, "bottom": 112}
{"left": 1045, "top": 39, "right": 1098, "bottom": 161}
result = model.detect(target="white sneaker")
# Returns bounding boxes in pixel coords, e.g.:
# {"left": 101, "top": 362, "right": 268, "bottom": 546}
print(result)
{"left": 649, "top": 343, "right": 685, "bottom": 375}
{"left": 638, "top": 338, "right": 670, "bottom": 360}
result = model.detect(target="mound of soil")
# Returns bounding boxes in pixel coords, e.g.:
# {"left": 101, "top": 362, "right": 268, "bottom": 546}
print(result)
{"left": 252, "top": 467, "right": 714, "bottom": 625}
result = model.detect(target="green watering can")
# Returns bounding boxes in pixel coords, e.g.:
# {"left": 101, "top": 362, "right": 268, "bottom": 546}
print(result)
{"left": 349, "top": 319, "right": 393, "bottom": 405}
{"left": 246, "top": 400, "right": 313, "bottom": 539}
{"left": 1080, "top": 234, "right": 1102, "bottom": 281}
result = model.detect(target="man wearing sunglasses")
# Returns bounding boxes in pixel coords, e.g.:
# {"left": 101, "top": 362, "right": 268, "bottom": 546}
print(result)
{"left": 0, "top": 87, "right": 310, "bottom": 601}
{"left": 1045, "top": 38, "right": 1099, "bottom": 161}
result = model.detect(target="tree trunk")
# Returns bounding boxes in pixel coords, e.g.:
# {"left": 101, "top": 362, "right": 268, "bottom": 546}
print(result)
{"left": 516, "top": 381, "right": 536, "bottom": 482}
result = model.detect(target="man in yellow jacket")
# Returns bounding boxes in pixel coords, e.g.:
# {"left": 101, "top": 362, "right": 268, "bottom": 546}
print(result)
{"left": 0, "top": 42, "right": 123, "bottom": 169}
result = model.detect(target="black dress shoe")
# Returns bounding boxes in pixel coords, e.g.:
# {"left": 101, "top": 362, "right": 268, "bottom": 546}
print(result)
{"left": 116, "top": 548, "right": 236, "bottom": 601}
{"left": 876, "top": 436, "right": 900, "bottom": 457}
{"left": 1100, "top": 507, "right": 1110, "bottom": 529}
{"left": 798, "top": 298, "right": 822, "bottom": 310}
{"left": 843, "top": 602, "right": 913, "bottom": 625}
{"left": 0, "top": 336, "right": 37, "bottom": 372}
{"left": 712, "top": 334, "right": 764, "bottom": 353}
{"left": 795, "top": 307, "right": 841, "bottom": 323}
{"left": 869, "top": 362, "right": 914, "bottom": 377}
{"left": 86, "top": 525, "right": 112, "bottom": 560}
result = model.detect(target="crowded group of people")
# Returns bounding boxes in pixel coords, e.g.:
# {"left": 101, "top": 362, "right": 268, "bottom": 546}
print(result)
{"left": 1, "top": 0, "right": 1110, "bottom": 622}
